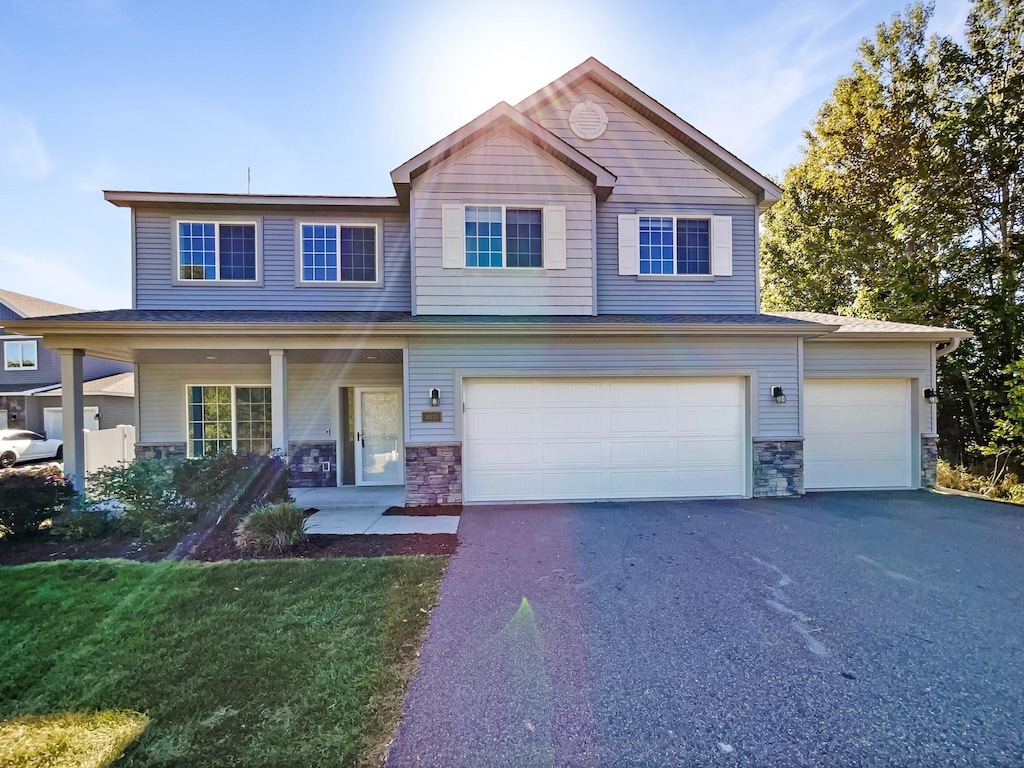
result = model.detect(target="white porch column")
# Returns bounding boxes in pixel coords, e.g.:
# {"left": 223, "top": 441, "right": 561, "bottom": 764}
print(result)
{"left": 59, "top": 349, "right": 86, "bottom": 491}
{"left": 269, "top": 349, "right": 288, "bottom": 455}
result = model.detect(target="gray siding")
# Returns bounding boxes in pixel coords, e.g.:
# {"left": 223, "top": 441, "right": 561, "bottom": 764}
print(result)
{"left": 802, "top": 341, "right": 936, "bottom": 433}
{"left": 412, "top": 131, "right": 595, "bottom": 316}
{"left": 0, "top": 339, "right": 59, "bottom": 390}
{"left": 528, "top": 84, "right": 750, "bottom": 201}
{"left": 406, "top": 335, "right": 799, "bottom": 444}
{"left": 596, "top": 201, "right": 758, "bottom": 314}
{"left": 82, "top": 356, "right": 132, "bottom": 381}
{"left": 0, "top": 304, "right": 20, "bottom": 323}
{"left": 32, "top": 394, "right": 136, "bottom": 431}
{"left": 134, "top": 212, "right": 411, "bottom": 311}
{"left": 138, "top": 362, "right": 400, "bottom": 444}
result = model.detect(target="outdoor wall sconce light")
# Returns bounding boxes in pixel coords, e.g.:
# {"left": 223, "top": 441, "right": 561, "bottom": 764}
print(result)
{"left": 924, "top": 387, "right": 939, "bottom": 404}
{"left": 771, "top": 386, "right": 786, "bottom": 404}
{"left": 428, "top": 388, "right": 441, "bottom": 408}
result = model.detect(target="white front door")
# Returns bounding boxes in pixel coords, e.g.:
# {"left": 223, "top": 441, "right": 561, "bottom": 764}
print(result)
{"left": 355, "top": 387, "right": 404, "bottom": 486}
{"left": 44, "top": 407, "right": 100, "bottom": 440}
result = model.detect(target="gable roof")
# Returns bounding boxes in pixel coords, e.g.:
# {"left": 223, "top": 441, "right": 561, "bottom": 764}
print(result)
{"left": 0, "top": 289, "right": 82, "bottom": 318}
{"left": 516, "top": 57, "right": 783, "bottom": 209}
{"left": 390, "top": 102, "right": 616, "bottom": 198}
{"left": 768, "top": 311, "right": 972, "bottom": 342}
{"left": 33, "top": 371, "right": 135, "bottom": 398}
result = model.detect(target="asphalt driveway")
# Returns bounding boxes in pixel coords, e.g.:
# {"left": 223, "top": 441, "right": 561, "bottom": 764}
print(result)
{"left": 386, "top": 491, "right": 1024, "bottom": 767}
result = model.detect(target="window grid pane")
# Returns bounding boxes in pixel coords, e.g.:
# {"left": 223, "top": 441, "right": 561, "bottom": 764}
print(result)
{"left": 676, "top": 219, "right": 710, "bottom": 274}
{"left": 219, "top": 225, "right": 257, "bottom": 280}
{"left": 639, "top": 217, "right": 675, "bottom": 275}
{"left": 178, "top": 222, "right": 217, "bottom": 280}
{"left": 465, "top": 206, "right": 503, "bottom": 268}
{"left": 235, "top": 386, "right": 273, "bottom": 454}
{"left": 301, "top": 224, "right": 338, "bottom": 281}
{"left": 188, "top": 385, "right": 233, "bottom": 457}
{"left": 505, "top": 209, "right": 542, "bottom": 268}
{"left": 339, "top": 226, "right": 376, "bottom": 281}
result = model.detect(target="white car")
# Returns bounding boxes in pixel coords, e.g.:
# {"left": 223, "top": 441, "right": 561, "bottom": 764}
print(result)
{"left": 0, "top": 429, "right": 63, "bottom": 468}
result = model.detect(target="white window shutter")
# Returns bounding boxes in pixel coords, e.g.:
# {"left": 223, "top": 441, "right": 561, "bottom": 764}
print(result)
{"left": 543, "top": 205, "right": 566, "bottom": 269}
{"left": 618, "top": 214, "right": 639, "bottom": 275}
{"left": 442, "top": 204, "right": 464, "bottom": 269}
{"left": 712, "top": 215, "right": 732, "bottom": 276}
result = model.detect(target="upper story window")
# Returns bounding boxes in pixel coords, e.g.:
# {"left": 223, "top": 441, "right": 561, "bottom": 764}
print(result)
{"left": 639, "top": 216, "right": 710, "bottom": 275}
{"left": 177, "top": 221, "right": 258, "bottom": 282}
{"left": 442, "top": 204, "right": 565, "bottom": 270}
{"left": 465, "top": 206, "right": 543, "bottom": 268}
{"left": 618, "top": 213, "right": 732, "bottom": 278}
{"left": 299, "top": 223, "right": 379, "bottom": 283}
{"left": 3, "top": 339, "right": 38, "bottom": 371}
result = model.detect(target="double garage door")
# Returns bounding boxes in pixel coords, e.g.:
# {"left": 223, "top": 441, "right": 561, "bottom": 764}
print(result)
{"left": 463, "top": 377, "right": 746, "bottom": 503}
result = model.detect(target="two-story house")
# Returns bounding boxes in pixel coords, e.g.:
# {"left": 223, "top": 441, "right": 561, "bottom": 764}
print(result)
{"left": 1, "top": 289, "right": 133, "bottom": 438}
{"left": 8, "top": 59, "right": 967, "bottom": 497}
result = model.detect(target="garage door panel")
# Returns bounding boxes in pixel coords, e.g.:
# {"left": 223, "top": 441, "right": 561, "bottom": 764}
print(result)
{"left": 464, "top": 377, "right": 746, "bottom": 502}
{"left": 805, "top": 379, "right": 912, "bottom": 490}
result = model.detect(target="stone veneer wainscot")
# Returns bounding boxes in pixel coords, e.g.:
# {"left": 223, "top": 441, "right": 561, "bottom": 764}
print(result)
{"left": 135, "top": 442, "right": 187, "bottom": 461}
{"left": 288, "top": 441, "right": 337, "bottom": 488}
{"left": 753, "top": 439, "right": 804, "bottom": 497}
{"left": 921, "top": 435, "right": 938, "bottom": 488}
{"left": 406, "top": 443, "right": 462, "bottom": 505}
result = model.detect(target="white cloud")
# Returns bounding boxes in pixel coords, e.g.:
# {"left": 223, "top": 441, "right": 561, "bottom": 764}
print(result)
{"left": 0, "top": 248, "right": 129, "bottom": 310}
{"left": 0, "top": 109, "right": 52, "bottom": 179}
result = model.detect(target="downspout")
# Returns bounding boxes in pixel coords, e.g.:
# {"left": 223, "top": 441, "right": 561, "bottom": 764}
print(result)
{"left": 936, "top": 336, "right": 962, "bottom": 358}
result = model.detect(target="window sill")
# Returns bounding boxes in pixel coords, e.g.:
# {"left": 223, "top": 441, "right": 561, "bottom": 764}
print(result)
{"left": 295, "top": 281, "right": 383, "bottom": 289}
{"left": 461, "top": 267, "right": 548, "bottom": 275}
{"left": 635, "top": 274, "right": 715, "bottom": 282}
{"left": 172, "top": 279, "right": 262, "bottom": 287}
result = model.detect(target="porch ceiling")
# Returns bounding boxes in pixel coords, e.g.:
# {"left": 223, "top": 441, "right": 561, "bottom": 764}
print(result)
{"left": 133, "top": 348, "right": 403, "bottom": 365}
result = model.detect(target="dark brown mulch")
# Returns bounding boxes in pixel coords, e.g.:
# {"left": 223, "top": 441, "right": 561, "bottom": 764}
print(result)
{"left": 383, "top": 504, "right": 462, "bottom": 516}
{"left": 2, "top": 510, "right": 459, "bottom": 566}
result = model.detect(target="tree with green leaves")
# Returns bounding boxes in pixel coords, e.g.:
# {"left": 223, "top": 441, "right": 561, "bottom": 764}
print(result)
{"left": 761, "top": 0, "right": 1024, "bottom": 464}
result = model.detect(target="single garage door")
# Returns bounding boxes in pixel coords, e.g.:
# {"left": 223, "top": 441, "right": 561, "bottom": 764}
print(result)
{"left": 804, "top": 379, "right": 913, "bottom": 490}
{"left": 463, "top": 377, "right": 746, "bottom": 503}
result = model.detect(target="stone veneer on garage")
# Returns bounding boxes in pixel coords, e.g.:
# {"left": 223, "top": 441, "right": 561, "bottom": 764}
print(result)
{"left": 921, "top": 435, "right": 938, "bottom": 488}
{"left": 288, "top": 441, "right": 338, "bottom": 488}
{"left": 405, "top": 444, "right": 462, "bottom": 505}
{"left": 0, "top": 396, "right": 27, "bottom": 428}
{"left": 135, "top": 442, "right": 187, "bottom": 461}
{"left": 752, "top": 439, "right": 804, "bottom": 497}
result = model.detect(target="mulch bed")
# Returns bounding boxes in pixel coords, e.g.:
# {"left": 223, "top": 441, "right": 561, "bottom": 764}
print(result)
{"left": 383, "top": 504, "right": 462, "bottom": 517}
{"left": 1, "top": 511, "right": 459, "bottom": 566}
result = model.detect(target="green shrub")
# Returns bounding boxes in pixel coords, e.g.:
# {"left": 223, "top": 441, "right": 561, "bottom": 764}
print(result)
{"left": 937, "top": 458, "right": 1024, "bottom": 503}
{"left": 173, "top": 452, "right": 291, "bottom": 519}
{"left": 234, "top": 502, "right": 310, "bottom": 553}
{"left": 0, "top": 465, "right": 75, "bottom": 539}
{"left": 86, "top": 459, "right": 193, "bottom": 541}
{"left": 50, "top": 505, "right": 111, "bottom": 540}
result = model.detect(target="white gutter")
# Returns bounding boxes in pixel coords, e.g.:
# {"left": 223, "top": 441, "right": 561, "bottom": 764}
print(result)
{"left": 936, "top": 336, "right": 963, "bottom": 358}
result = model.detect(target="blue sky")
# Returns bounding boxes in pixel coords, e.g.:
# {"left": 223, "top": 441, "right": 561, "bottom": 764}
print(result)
{"left": 0, "top": 0, "right": 971, "bottom": 310}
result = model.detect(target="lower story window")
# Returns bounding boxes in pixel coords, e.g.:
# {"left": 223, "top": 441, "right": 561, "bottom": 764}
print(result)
{"left": 188, "top": 385, "right": 272, "bottom": 456}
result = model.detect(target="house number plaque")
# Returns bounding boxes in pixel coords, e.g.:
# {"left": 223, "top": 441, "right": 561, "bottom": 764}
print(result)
{"left": 421, "top": 411, "right": 442, "bottom": 423}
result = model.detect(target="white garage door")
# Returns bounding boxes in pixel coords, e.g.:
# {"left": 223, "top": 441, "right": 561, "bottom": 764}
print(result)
{"left": 463, "top": 377, "right": 746, "bottom": 503}
{"left": 804, "top": 379, "right": 912, "bottom": 490}
{"left": 44, "top": 407, "right": 100, "bottom": 440}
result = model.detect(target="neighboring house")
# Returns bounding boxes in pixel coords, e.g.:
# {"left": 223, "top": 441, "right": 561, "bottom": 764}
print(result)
{"left": 7, "top": 58, "right": 968, "bottom": 497}
{"left": 0, "top": 289, "right": 134, "bottom": 437}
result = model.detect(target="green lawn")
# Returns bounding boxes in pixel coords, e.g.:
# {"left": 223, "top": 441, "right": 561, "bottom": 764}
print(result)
{"left": 0, "top": 557, "right": 445, "bottom": 767}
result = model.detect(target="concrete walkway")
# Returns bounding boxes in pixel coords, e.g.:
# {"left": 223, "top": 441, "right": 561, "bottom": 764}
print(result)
{"left": 291, "top": 485, "right": 459, "bottom": 535}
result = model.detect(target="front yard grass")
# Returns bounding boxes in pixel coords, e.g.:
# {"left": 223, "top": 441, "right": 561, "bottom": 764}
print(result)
{"left": 0, "top": 557, "right": 445, "bottom": 767}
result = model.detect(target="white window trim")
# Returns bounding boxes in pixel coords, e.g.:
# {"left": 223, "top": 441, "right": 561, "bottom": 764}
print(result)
{"left": 619, "top": 212, "right": 732, "bottom": 278}
{"left": 295, "top": 220, "right": 384, "bottom": 287}
{"left": 443, "top": 204, "right": 566, "bottom": 270}
{"left": 172, "top": 217, "right": 262, "bottom": 286}
{"left": 183, "top": 383, "right": 272, "bottom": 457}
{"left": 3, "top": 339, "right": 38, "bottom": 371}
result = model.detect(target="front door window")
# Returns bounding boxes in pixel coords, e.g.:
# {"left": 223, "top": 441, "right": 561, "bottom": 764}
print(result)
{"left": 355, "top": 388, "right": 403, "bottom": 485}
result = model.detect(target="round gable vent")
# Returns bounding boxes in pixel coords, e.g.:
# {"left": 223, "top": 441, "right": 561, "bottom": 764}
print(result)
{"left": 568, "top": 100, "right": 608, "bottom": 141}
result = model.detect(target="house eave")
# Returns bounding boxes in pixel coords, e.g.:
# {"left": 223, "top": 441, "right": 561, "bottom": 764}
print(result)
{"left": 104, "top": 190, "right": 405, "bottom": 213}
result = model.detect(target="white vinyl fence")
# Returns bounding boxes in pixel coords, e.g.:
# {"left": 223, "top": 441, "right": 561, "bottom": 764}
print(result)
{"left": 84, "top": 425, "right": 136, "bottom": 477}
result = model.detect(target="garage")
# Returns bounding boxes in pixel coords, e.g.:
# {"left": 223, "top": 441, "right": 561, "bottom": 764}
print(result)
{"left": 804, "top": 379, "right": 913, "bottom": 490}
{"left": 462, "top": 377, "right": 747, "bottom": 503}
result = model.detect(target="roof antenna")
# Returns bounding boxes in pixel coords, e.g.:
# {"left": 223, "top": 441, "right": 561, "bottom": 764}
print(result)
{"left": 247, "top": 166, "right": 251, "bottom": 194}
